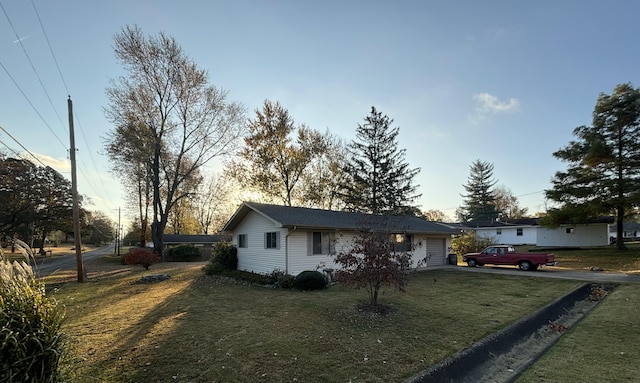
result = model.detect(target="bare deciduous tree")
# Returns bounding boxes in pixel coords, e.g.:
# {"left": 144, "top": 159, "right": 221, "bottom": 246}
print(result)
{"left": 104, "top": 25, "right": 245, "bottom": 254}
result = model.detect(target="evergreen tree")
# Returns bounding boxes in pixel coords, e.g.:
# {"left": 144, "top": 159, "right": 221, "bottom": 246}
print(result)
{"left": 544, "top": 83, "right": 640, "bottom": 249}
{"left": 340, "top": 106, "right": 421, "bottom": 215}
{"left": 457, "top": 160, "right": 499, "bottom": 222}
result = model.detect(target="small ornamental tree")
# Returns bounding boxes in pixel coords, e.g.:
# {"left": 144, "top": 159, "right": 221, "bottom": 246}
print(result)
{"left": 124, "top": 248, "right": 161, "bottom": 270}
{"left": 334, "top": 229, "right": 412, "bottom": 307}
{"left": 451, "top": 230, "right": 496, "bottom": 257}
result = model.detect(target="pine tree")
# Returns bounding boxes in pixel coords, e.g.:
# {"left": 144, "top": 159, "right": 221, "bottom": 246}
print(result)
{"left": 340, "top": 106, "right": 421, "bottom": 215}
{"left": 457, "top": 160, "right": 499, "bottom": 222}
{"left": 544, "top": 83, "right": 640, "bottom": 249}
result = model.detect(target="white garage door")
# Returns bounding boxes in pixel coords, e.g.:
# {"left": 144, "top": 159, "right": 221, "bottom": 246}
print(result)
{"left": 426, "top": 238, "right": 446, "bottom": 266}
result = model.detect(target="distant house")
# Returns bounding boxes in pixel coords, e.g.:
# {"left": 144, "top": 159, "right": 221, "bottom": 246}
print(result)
{"left": 460, "top": 217, "right": 612, "bottom": 247}
{"left": 462, "top": 218, "right": 539, "bottom": 246}
{"left": 221, "top": 202, "right": 458, "bottom": 276}
{"left": 162, "top": 234, "right": 225, "bottom": 258}
{"left": 608, "top": 221, "right": 640, "bottom": 243}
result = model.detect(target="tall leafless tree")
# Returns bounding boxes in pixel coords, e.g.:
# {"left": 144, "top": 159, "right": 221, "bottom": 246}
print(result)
{"left": 104, "top": 25, "right": 245, "bottom": 255}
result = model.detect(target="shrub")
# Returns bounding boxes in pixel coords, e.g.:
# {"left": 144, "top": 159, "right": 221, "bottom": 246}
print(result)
{"left": 451, "top": 230, "right": 496, "bottom": 257}
{"left": 278, "top": 274, "right": 296, "bottom": 289}
{"left": 270, "top": 269, "right": 295, "bottom": 289}
{"left": 203, "top": 242, "right": 237, "bottom": 275}
{"left": 225, "top": 269, "right": 273, "bottom": 285}
{"left": 202, "top": 260, "right": 226, "bottom": 275}
{"left": 167, "top": 244, "right": 201, "bottom": 262}
{"left": 1, "top": 260, "right": 66, "bottom": 382}
{"left": 294, "top": 270, "right": 327, "bottom": 291}
{"left": 213, "top": 242, "right": 238, "bottom": 270}
{"left": 124, "top": 248, "right": 160, "bottom": 270}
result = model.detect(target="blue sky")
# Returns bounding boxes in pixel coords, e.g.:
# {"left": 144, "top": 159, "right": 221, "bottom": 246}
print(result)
{"left": 1, "top": 1, "right": 639, "bottom": 222}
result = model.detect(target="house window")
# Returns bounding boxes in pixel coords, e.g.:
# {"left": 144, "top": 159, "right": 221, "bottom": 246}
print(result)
{"left": 496, "top": 229, "right": 502, "bottom": 235}
{"left": 238, "top": 234, "right": 247, "bottom": 248}
{"left": 311, "top": 232, "right": 334, "bottom": 255}
{"left": 393, "top": 234, "right": 413, "bottom": 252}
{"left": 623, "top": 231, "right": 634, "bottom": 237}
{"left": 566, "top": 228, "right": 574, "bottom": 234}
{"left": 265, "top": 232, "right": 279, "bottom": 249}
{"left": 516, "top": 228, "right": 523, "bottom": 236}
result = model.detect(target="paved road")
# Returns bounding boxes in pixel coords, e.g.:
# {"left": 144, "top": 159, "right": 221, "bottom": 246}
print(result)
{"left": 33, "top": 244, "right": 116, "bottom": 277}
{"left": 440, "top": 263, "right": 640, "bottom": 284}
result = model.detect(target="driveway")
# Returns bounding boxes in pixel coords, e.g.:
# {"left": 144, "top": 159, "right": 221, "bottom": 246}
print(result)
{"left": 441, "top": 264, "right": 640, "bottom": 284}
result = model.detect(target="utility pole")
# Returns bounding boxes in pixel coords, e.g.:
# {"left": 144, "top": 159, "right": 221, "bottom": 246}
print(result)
{"left": 117, "top": 207, "right": 121, "bottom": 256}
{"left": 68, "top": 97, "right": 85, "bottom": 282}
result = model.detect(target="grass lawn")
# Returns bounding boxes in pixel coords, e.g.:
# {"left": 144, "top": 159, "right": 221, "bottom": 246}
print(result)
{"left": 511, "top": 243, "right": 640, "bottom": 273}
{"left": 517, "top": 284, "right": 640, "bottom": 383}
{"left": 47, "top": 257, "right": 584, "bottom": 383}
{"left": 28, "top": 244, "right": 640, "bottom": 382}
{"left": 550, "top": 246, "right": 640, "bottom": 273}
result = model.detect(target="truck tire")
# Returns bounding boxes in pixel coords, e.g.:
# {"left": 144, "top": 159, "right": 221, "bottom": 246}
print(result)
{"left": 519, "top": 260, "right": 532, "bottom": 271}
{"left": 467, "top": 259, "right": 477, "bottom": 267}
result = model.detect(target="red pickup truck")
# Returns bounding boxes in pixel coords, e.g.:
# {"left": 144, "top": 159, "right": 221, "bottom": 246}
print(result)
{"left": 462, "top": 245, "right": 557, "bottom": 271}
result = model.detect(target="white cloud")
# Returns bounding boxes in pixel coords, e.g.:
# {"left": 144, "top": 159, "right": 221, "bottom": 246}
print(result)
{"left": 470, "top": 92, "right": 520, "bottom": 123}
{"left": 25, "top": 152, "right": 70, "bottom": 172}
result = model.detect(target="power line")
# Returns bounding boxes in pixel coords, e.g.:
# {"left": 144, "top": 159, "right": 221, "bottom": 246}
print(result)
{"left": 0, "top": 60, "right": 67, "bottom": 150}
{"left": 6, "top": 2, "right": 118, "bottom": 214}
{"left": 26, "top": 1, "right": 114, "bottom": 209}
{"left": 0, "top": 138, "right": 22, "bottom": 157}
{"left": 30, "top": 0, "right": 69, "bottom": 95}
{"left": 75, "top": 111, "right": 113, "bottom": 200}
{"left": 0, "top": 1, "right": 67, "bottom": 136}
{"left": 0, "top": 125, "right": 48, "bottom": 167}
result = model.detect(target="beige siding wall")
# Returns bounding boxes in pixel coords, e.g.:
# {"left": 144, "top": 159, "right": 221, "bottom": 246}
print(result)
{"left": 537, "top": 224, "right": 609, "bottom": 247}
{"left": 286, "top": 231, "right": 358, "bottom": 275}
{"left": 232, "top": 214, "right": 454, "bottom": 275}
{"left": 232, "top": 211, "right": 286, "bottom": 274}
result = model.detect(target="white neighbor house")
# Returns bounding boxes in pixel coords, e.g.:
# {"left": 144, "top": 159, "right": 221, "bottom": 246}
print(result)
{"left": 467, "top": 218, "right": 612, "bottom": 247}
{"left": 222, "top": 202, "right": 458, "bottom": 276}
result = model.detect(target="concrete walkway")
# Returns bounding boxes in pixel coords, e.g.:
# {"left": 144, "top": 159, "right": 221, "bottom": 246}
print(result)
{"left": 436, "top": 264, "right": 640, "bottom": 284}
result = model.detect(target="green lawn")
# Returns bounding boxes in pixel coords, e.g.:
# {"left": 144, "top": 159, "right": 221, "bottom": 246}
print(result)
{"left": 41, "top": 246, "right": 640, "bottom": 382}
{"left": 517, "top": 284, "right": 640, "bottom": 383}
{"left": 49, "top": 262, "right": 582, "bottom": 383}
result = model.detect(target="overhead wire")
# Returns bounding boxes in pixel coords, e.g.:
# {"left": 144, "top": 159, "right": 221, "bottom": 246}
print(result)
{"left": 2, "top": 1, "right": 119, "bottom": 215}
{"left": 29, "top": 0, "right": 69, "bottom": 95}
{"left": 0, "top": 137, "right": 22, "bottom": 157}
{"left": 0, "top": 1, "right": 67, "bottom": 139}
{"left": 28, "top": 0, "right": 117, "bottom": 212}
{"left": 0, "top": 125, "right": 48, "bottom": 167}
{"left": 0, "top": 60, "right": 68, "bottom": 150}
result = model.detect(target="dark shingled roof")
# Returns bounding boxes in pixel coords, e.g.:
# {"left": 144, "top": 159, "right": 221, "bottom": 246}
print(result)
{"left": 162, "top": 234, "right": 224, "bottom": 244}
{"left": 459, "top": 218, "right": 541, "bottom": 228}
{"left": 223, "top": 202, "right": 458, "bottom": 235}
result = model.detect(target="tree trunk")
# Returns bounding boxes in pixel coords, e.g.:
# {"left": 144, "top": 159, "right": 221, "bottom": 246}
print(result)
{"left": 616, "top": 206, "right": 625, "bottom": 250}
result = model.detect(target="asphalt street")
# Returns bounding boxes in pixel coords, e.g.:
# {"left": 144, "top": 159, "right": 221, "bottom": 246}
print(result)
{"left": 33, "top": 244, "right": 116, "bottom": 277}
